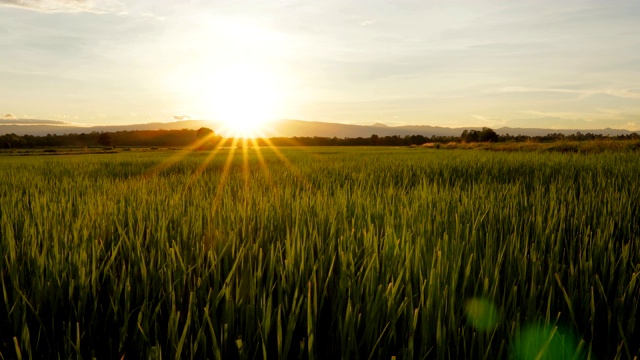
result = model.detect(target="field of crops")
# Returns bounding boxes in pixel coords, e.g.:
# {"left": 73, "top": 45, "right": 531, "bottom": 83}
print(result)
{"left": 1, "top": 146, "right": 639, "bottom": 359}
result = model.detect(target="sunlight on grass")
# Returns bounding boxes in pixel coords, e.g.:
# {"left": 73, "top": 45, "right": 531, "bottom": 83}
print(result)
{"left": 1, "top": 149, "right": 638, "bottom": 358}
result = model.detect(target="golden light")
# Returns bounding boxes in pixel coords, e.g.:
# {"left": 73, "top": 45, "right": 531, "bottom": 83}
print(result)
{"left": 144, "top": 18, "right": 306, "bottom": 210}
{"left": 168, "top": 61, "right": 285, "bottom": 138}
{"left": 208, "top": 62, "right": 280, "bottom": 138}
{"left": 165, "top": 18, "right": 293, "bottom": 138}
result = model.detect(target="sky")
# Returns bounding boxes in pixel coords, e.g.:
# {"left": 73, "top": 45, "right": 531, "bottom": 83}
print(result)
{"left": 1, "top": 0, "right": 640, "bottom": 130}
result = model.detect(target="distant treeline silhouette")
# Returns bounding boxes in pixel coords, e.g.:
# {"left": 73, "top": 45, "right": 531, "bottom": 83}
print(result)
{"left": 0, "top": 129, "right": 202, "bottom": 148}
{"left": 1, "top": 127, "right": 639, "bottom": 148}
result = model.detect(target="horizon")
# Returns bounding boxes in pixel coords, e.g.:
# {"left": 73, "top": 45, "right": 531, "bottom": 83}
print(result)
{"left": 1, "top": 117, "right": 639, "bottom": 131}
{"left": 2, "top": 118, "right": 638, "bottom": 140}
{"left": 2, "top": 1, "right": 640, "bottom": 132}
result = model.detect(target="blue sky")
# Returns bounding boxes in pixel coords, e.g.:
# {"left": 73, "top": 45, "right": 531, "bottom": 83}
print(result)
{"left": 1, "top": 0, "right": 639, "bottom": 130}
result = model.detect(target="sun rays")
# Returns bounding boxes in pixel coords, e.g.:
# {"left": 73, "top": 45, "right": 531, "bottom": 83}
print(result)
{"left": 141, "top": 128, "right": 312, "bottom": 214}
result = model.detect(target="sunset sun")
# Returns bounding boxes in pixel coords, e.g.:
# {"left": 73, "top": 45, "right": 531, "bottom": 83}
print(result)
{"left": 162, "top": 18, "right": 294, "bottom": 138}
{"left": 208, "top": 63, "right": 279, "bottom": 137}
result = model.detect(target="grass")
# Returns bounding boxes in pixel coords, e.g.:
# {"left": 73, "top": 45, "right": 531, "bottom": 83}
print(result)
{"left": 422, "top": 139, "right": 640, "bottom": 153}
{"left": 1, "top": 147, "right": 639, "bottom": 359}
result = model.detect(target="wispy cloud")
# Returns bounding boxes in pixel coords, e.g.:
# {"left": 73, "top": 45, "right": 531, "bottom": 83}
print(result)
{"left": 359, "top": 19, "right": 376, "bottom": 27}
{"left": 519, "top": 110, "right": 594, "bottom": 121}
{"left": 604, "top": 89, "right": 640, "bottom": 100}
{"left": 472, "top": 114, "right": 508, "bottom": 127}
{"left": 493, "top": 86, "right": 640, "bottom": 100}
{"left": 0, "top": 0, "right": 125, "bottom": 14}
{"left": 173, "top": 114, "right": 191, "bottom": 121}
{"left": 140, "top": 12, "right": 165, "bottom": 22}
{"left": 0, "top": 118, "right": 69, "bottom": 125}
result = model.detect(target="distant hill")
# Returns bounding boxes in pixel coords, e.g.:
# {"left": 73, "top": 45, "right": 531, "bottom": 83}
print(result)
{"left": 0, "top": 120, "right": 217, "bottom": 136}
{"left": 1, "top": 118, "right": 636, "bottom": 138}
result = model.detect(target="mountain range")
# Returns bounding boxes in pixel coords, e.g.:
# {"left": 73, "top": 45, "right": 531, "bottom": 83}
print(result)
{"left": 1, "top": 119, "right": 637, "bottom": 138}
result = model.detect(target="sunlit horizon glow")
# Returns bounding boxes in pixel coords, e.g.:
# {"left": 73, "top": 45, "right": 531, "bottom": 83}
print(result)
{"left": 162, "top": 18, "right": 290, "bottom": 138}
{"left": 195, "top": 63, "right": 282, "bottom": 138}
{"left": 215, "top": 120, "right": 275, "bottom": 139}
{"left": 1, "top": 1, "right": 640, "bottom": 131}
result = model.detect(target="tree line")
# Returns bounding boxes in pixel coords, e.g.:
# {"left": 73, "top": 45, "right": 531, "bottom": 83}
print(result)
{"left": 1, "top": 127, "right": 639, "bottom": 149}
{"left": 0, "top": 129, "right": 206, "bottom": 148}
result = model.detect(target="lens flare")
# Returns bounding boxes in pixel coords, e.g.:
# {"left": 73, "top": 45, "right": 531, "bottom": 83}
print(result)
{"left": 464, "top": 298, "right": 499, "bottom": 331}
{"left": 511, "top": 324, "right": 585, "bottom": 360}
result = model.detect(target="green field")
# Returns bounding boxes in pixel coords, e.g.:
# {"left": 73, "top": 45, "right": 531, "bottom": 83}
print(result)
{"left": 1, "top": 147, "right": 639, "bottom": 359}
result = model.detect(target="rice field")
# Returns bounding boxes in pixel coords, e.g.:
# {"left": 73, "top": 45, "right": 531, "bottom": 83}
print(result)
{"left": 1, "top": 147, "right": 639, "bottom": 359}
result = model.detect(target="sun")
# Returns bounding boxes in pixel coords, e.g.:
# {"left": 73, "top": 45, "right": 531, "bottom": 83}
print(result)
{"left": 165, "top": 18, "right": 295, "bottom": 138}
{"left": 168, "top": 61, "right": 284, "bottom": 138}
{"left": 205, "top": 63, "right": 280, "bottom": 138}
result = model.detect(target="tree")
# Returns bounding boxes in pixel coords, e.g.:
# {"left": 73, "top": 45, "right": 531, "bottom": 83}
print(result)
{"left": 461, "top": 129, "right": 479, "bottom": 143}
{"left": 196, "top": 127, "right": 214, "bottom": 140}
{"left": 196, "top": 127, "right": 217, "bottom": 149}
{"left": 97, "top": 133, "right": 112, "bottom": 147}
{"left": 479, "top": 127, "right": 498, "bottom": 142}
{"left": 461, "top": 128, "right": 498, "bottom": 143}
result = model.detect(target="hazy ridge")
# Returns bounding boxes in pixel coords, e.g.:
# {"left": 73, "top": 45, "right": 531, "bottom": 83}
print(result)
{"left": 1, "top": 119, "right": 636, "bottom": 137}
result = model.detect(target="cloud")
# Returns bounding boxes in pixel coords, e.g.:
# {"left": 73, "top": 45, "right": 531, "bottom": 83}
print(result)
{"left": 494, "top": 87, "right": 593, "bottom": 98}
{"left": 472, "top": 114, "right": 507, "bottom": 127}
{"left": 0, "top": 0, "right": 126, "bottom": 14}
{"left": 359, "top": 19, "right": 376, "bottom": 26}
{"left": 604, "top": 89, "right": 640, "bottom": 100}
{"left": 0, "top": 118, "right": 69, "bottom": 125}
{"left": 493, "top": 87, "right": 640, "bottom": 100}
{"left": 173, "top": 114, "right": 191, "bottom": 121}
{"left": 140, "top": 12, "right": 165, "bottom": 22}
